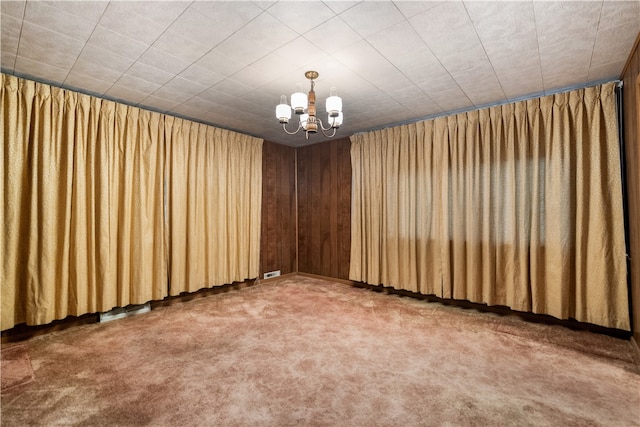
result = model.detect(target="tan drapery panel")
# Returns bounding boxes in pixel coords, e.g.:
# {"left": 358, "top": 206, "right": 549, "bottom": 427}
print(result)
{"left": 165, "top": 117, "right": 262, "bottom": 295}
{"left": 350, "top": 122, "right": 446, "bottom": 296}
{"left": 108, "top": 103, "right": 167, "bottom": 305}
{"left": 350, "top": 83, "right": 629, "bottom": 330}
{"left": 1, "top": 74, "right": 166, "bottom": 330}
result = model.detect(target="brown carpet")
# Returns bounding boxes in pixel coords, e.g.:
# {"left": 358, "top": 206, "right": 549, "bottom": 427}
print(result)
{"left": 1, "top": 275, "right": 639, "bottom": 426}
{"left": 1, "top": 344, "right": 34, "bottom": 392}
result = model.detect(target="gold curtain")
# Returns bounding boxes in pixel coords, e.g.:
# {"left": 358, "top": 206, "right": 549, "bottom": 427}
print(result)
{"left": 165, "top": 116, "right": 262, "bottom": 295}
{"left": 108, "top": 103, "right": 167, "bottom": 305}
{"left": 1, "top": 74, "right": 166, "bottom": 330}
{"left": 350, "top": 83, "right": 629, "bottom": 330}
{"left": 2, "top": 74, "right": 264, "bottom": 330}
{"left": 350, "top": 122, "right": 446, "bottom": 296}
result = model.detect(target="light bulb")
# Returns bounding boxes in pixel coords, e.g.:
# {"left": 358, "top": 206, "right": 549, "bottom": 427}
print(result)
{"left": 275, "top": 95, "right": 292, "bottom": 123}
{"left": 291, "top": 83, "right": 307, "bottom": 114}
{"left": 325, "top": 87, "right": 342, "bottom": 118}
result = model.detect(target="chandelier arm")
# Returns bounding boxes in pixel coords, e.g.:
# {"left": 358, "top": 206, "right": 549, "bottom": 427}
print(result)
{"left": 282, "top": 121, "right": 303, "bottom": 135}
{"left": 318, "top": 123, "right": 337, "bottom": 138}
{"left": 317, "top": 118, "right": 334, "bottom": 132}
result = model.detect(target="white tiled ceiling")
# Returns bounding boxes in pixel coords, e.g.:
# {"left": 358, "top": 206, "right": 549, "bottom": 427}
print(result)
{"left": 1, "top": 0, "right": 638, "bottom": 147}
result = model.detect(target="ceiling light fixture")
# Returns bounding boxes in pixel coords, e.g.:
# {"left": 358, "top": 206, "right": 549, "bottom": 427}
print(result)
{"left": 276, "top": 71, "right": 343, "bottom": 139}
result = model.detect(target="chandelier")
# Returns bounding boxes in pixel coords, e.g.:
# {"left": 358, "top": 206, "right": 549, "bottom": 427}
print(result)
{"left": 275, "top": 71, "right": 343, "bottom": 139}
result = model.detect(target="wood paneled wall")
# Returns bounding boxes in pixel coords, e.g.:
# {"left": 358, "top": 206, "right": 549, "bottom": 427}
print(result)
{"left": 622, "top": 32, "right": 640, "bottom": 344}
{"left": 260, "top": 141, "right": 297, "bottom": 277}
{"left": 297, "top": 138, "right": 352, "bottom": 280}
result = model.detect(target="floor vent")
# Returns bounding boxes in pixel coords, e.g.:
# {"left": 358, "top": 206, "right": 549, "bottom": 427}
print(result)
{"left": 264, "top": 270, "right": 281, "bottom": 279}
{"left": 99, "top": 303, "right": 151, "bottom": 323}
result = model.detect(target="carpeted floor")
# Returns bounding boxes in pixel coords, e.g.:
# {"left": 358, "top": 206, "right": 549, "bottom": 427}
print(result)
{"left": 1, "top": 344, "right": 34, "bottom": 392}
{"left": 1, "top": 275, "right": 639, "bottom": 426}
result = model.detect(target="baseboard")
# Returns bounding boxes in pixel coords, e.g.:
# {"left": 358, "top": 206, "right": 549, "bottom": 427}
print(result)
{"left": 295, "top": 272, "right": 356, "bottom": 286}
{"left": 258, "top": 272, "right": 298, "bottom": 283}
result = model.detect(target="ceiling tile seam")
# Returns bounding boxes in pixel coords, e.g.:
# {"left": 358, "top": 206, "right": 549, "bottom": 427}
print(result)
{"left": 404, "top": 7, "right": 472, "bottom": 112}
{"left": 532, "top": 3, "right": 599, "bottom": 95}
{"left": 391, "top": 0, "right": 411, "bottom": 20}
{"left": 61, "top": 1, "right": 114, "bottom": 90}
{"left": 300, "top": 16, "right": 362, "bottom": 62}
{"left": 14, "top": 1, "right": 111, "bottom": 87}
{"left": 302, "top": 6, "right": 405, "bottom": 70}
{"left": 165, "top": 46, "right": 292, "bottom": 115}
{"left": 337, "top": 4, "right": 395, "bottom": 42}
{"left": 146, "top": 6, "right": 282, "bottom": 99}
{"left": 322, "top": 0, "right": 360, "bottom": 17}
{"left": 586, "top": 1, "right": 606, "bottom": 83}
{"left": 104, "top": 1, "right": 196, "bottom": 104}
{"left": 371, "top": 2, "right": 444, "bottom": 112}
{"left": 323, "top": 42, "right": 401, "bottom": 109}
{"left": 42, "top": 0, "right": 195, "bottom": 111}
{"left": 389, "top": 2, "right": 413, "bottom": 27}
{"left": 358, "top": 24, "right": 442, "bottom": 114}
{"left": 462, "top": 0, "right": 508, "bottom": 106}
{"left": 309, "top": 12, "right": 448, "bottom": 114}
{"left": 141, "top": 93, "right": 264, "bottom": 141}
{"left": 196, "top": 6, "right": 274, "bottom": 69}
{"left": 71, "top": 2, "right": 180, "bottom": 102}
{"left": 145, "top": 86, "right": 272, "bottom": 138}
{"left": 148, "top": 0, "right": 262, "bottom": 73}
{"left": 8, "top": 2, "right": 26, "bottom": 72}
{"left": 531, "top": 1, "right": 548, "bottom": 95}
{"left": 265, "top": 4, "right": 335, "bottom": 38}
{"left": 12, "top": 19, "right": 92, "bottom": 86}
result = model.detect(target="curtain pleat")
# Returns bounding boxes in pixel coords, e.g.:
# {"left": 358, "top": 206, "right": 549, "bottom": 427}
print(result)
{"left": 350, "top": 82, "right": 629, "bottom": 330}
{"left": 108, "top": 104, "right": 167, "bottom": 306}
{"left": 165, "top": 117, "right": 262, "bottom": 295}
